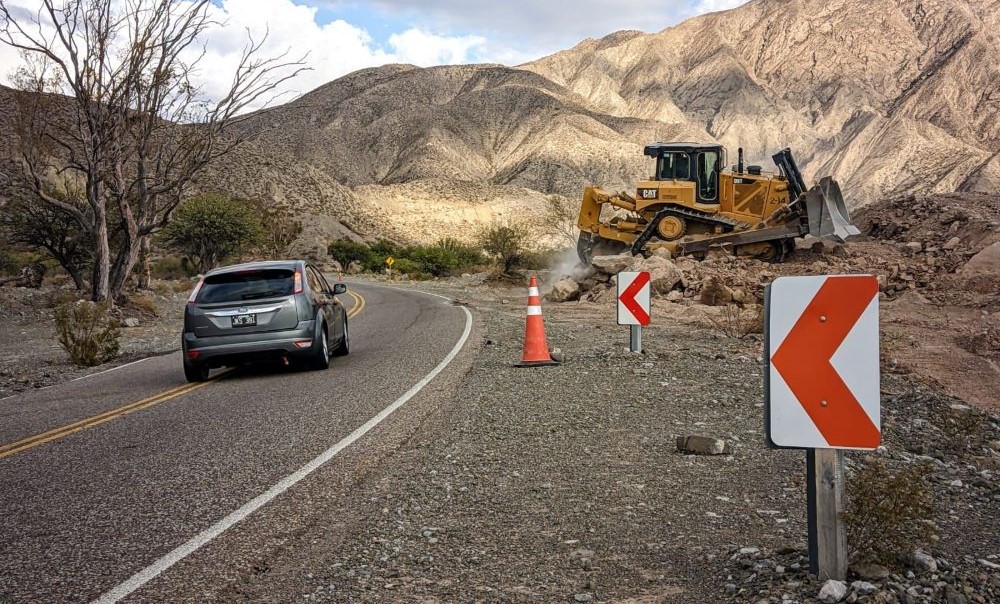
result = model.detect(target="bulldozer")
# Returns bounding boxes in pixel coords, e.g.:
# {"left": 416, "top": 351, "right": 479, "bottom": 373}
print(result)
{"left": 576, "top": 143, "right": 858, "bottom": 263}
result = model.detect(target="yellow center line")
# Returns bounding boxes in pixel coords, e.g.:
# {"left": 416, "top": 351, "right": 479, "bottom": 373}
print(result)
{"left": 0, "top": 290, "right": 367, "bottom": 461}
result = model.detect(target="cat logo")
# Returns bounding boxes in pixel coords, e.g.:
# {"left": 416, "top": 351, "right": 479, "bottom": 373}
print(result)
{"left": 638, "top": 188, "right": 658, "bottom": 200}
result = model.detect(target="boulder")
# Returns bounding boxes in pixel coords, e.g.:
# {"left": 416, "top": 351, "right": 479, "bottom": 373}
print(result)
{"left": 591, "top": 253, "right": 634, "bottom": 275}
{"left": 547, "top": 277, "right": 581, "bottom": 303}
{"left": 962, "top": 241, "right": 1000, "bottom": 275}
{"left": 346, "top": 260, "right": 363, "bottom": 274}
{"left": 699, "top": 276, "right": 735, "bottom": 306}
{"left": 629, "top": 255, "right": 683, "bottom": 294}
{"left": 327, "top": 260, "right": 344, "bottom": 273}
{"left": 942, "top": 236, "right": 961, "bottom": 251}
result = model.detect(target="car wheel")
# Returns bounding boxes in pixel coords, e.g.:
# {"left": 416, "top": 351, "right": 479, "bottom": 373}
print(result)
{"left": 183, "top": 361, "right": 210, "bottom": 383}
{"left": 311, "top": 323, "right": 331, "bottom": 370}
{"left": 331, "top": 318, "right": 349, "bottom": 357}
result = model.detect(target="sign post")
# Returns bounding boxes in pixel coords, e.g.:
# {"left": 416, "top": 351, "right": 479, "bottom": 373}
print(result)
{"left": 765, "top": 275, "right": 880, "bottom": 581}
{"left": 617, "top": 271, "right": 650, "bottom": 353}
{"left": 385, "top": 256, "right": 395, "bottom": 280}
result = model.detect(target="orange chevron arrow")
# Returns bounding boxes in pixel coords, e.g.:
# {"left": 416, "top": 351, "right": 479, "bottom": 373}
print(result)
{"left": 771, "top": 276, "right": 880, "bottom": 448}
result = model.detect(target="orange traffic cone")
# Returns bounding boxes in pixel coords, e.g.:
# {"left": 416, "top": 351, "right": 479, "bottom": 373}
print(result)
{"left": 515, "top": 275, "right": 559, "bottom": 367}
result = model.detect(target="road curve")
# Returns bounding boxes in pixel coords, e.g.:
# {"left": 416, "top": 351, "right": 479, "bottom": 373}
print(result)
{"left": 0, "top": 282, "right": 472, "bottom": 603}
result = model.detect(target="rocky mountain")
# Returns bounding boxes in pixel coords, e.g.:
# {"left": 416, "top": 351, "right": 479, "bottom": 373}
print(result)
{"left": 523, "top": 0, "right": 1000, "bottom": 205}
{"left": 2, "top": 0, "right": 997, "bottom": 246}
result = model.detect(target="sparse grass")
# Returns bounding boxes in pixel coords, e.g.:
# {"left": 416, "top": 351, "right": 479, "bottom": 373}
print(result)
{"left": 842, "top": 458, "right": 936, "bottom": 568}
{"left": 702, "top": 305, "right": 764, "bottom": 339}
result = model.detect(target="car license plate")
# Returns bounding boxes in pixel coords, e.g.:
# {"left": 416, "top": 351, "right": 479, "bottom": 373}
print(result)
{"left": 231, "top": 314, "right": 257, "bottom": 327}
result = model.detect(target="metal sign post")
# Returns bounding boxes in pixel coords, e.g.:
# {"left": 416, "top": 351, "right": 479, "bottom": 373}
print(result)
{"left": 617, "top": 271, "right": 650, "bottom": 353}
{"left": 765, "top": 275, "right": 881, "bottom": 582}
{"left": 385, "top": 256, "right": 395, "bottom": 281}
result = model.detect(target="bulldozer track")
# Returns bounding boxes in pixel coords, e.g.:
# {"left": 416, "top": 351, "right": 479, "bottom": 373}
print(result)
{"left": 630, "top": 206, "right": 750, "bottom": 255}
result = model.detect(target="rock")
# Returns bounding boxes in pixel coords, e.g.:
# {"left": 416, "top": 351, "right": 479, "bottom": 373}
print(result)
{"left": 978, "top": 558, "right": 1000, "bottom": 570}
{"left": 851, "top": 562, "right": 892, "bottom": 580}
{"left": 574, "top": 593, "right": 593, "bottom": 602}
{"left": 699, "top": 276, "right": 735, "bottom": 306}
{"left": 904, "top": 241, "right": 923, "bottom": 253}
{"left": 122, "top": 317, "right": 140, "bottom": 328}
{"left": 851, "top": 581, "right": 878, "bottom": 596}
{"left": 911, "top": 550, "right": 937, "bottom": 573}
{"left": 547, "top": 277, "right": 581, "bottom": 302}
{"left": 819, "top": 579, "right": 848, "bottom": 603}
{"left": 327, "top": 260, "right": 343, "bottom": 273}
{"left": 738, "top": 546, "right": 760, "bottom": 555}
{"left": 795, "top": 234, "right": 823, "bottom": 251}
{"left": 346, "top": 260, "right": 363, "bottom": 274}
{"left": 591, "top": 253, "right": 634, "bottom": 275}
{"left": 944, "top": 585, "right": 969, "bottom": 604}
{"left": 943, "top": 236, "right": 961, "bottom": 250}
{"left": 677, "top": 435, "right": 732, "bottom": 455}
{"left": 550, "top": 348, "right": 565, "bottom": 363}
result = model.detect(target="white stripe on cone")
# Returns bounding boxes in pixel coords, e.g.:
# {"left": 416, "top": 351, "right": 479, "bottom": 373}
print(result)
{"left": 527, "top": 306, "right": 542, "bottom": 316}
{"left": 528, "top": 287, "right": 539, "bottom": 297}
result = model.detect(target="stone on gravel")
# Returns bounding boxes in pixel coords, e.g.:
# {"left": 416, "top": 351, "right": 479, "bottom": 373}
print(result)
{"left": 677, "top": 435, "right": 732, "bottom": 455}
{"left": 591, "top": 253, "right": 634, "bottom": 275}
{"left": 699, "top": 276, "right": 735, "bottom": 306}
{"left": 123, "top": 317, "right": 140, "bottom": 328}
{"left": 547, "top": 278, "right": 581, "bottom": 302}
{"left": 633, "top": 255, "right": 682, "bottom": 294}
{"left": 818, "top": 579, "right": 848, "bottom": 603}
{"left": 912, "top": 550, "right": 938, "bottom": 573}
{"left": 574, "top": 593, "right": 593, "bottom": 602}
{"left": 943, "top": 236, "right": 961, "bottom": 250}
{"left": 851, "top": 581, "right": 877, "bottom": 596}
{"left": 851, "top": 562, "right": 892, "bottom": 580}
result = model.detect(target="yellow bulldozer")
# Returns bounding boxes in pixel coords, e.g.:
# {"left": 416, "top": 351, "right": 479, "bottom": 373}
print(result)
{"left": 576, "top": 143, "right": 858, "bottom": 263}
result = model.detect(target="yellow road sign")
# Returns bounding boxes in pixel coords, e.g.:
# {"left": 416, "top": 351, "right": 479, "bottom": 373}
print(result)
{"left": 385, "top": 256, "right": 395, "bottom": 267}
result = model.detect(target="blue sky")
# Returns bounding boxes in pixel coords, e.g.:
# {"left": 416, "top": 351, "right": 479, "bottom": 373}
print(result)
{"left": 1, "top": 0, "right": 747, "bottom": 105}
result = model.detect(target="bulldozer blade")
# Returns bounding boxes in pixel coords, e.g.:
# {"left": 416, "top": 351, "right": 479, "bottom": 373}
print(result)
{"left": 804, "top": 176, "right": 860, "bottom": 242}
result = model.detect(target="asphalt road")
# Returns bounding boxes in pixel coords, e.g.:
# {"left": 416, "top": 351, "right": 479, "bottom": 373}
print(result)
{"left": 0, "top": 281, "right": 473, "bottom": 603}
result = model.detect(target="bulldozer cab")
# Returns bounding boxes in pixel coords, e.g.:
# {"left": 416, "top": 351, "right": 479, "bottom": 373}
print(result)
{"left": 645, "top": 143, "right": 725, "bottom": 204}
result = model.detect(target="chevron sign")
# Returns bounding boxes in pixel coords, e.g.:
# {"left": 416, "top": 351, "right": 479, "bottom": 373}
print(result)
{"left": 765, "top": 275, "right": 881, "bottom": 450}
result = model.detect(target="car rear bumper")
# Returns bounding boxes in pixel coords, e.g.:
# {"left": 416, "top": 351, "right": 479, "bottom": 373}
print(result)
{"left": 182, "top": 320, "right": 318, "bottom": 367}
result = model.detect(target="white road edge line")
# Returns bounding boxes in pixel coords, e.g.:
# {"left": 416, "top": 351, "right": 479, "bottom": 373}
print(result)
{"left": 91, "top": 301, "right": 473, "bottom": 604}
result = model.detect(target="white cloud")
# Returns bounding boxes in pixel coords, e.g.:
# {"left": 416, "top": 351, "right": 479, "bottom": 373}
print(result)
{"left": 387, "top": 28, "right": 485, "bottom": 67}
{"left": 1, "top": 0, "right": 749, "bottom": 108}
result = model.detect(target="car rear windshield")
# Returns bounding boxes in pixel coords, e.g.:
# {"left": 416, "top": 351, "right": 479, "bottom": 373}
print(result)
{"left": 197, "top": 269, "right": 295, "bottom": 304}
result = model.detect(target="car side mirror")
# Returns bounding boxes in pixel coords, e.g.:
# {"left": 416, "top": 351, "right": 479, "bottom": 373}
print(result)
{"left": 332, "top": 283, "right": 347, "bottom": 295}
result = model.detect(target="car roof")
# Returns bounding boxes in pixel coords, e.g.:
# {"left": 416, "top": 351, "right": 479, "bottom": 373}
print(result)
{"left": 204, "top": 260, "right": 304, "bottom": 277}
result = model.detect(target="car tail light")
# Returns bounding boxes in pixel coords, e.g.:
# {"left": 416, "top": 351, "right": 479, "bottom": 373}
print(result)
{"left": 186, "top": 350, "right": 200, "bottom": 359}
{"left": 293, "top": 340, "right": 312, "bottom": 349}
{"left": 293, "top": 270, "right": 304, "bottom": 294}
{"left": 187, "top": 278, "right": 204, "bottom": 305}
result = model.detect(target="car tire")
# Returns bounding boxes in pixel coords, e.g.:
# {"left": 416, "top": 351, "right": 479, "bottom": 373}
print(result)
{"left": 310, "top": 323, "right": 331, "bottom": 370}
{"left": 331, "top": 318, "right": 349, "bottom": 357}
{"left": 183, "top": 361, "right": 210, "bottom": 383}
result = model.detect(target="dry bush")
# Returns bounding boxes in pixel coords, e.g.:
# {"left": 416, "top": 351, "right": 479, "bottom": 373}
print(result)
{"left": 702, "top": 305, "right": 764, "bottom": 339}
{"left": 842, "top": 458, "right": 936, "bottom": 568}
{"left": 940, "top": 407, "right": 986, "bottom": 453}
{"left": 48, "top": 289, "right": 80, "bottom": 309}
{"left": 128, "top": 293, "right": 160, "bottom": 317}
{"left": 54, "top": 301, "right": 121, "bottom": 367}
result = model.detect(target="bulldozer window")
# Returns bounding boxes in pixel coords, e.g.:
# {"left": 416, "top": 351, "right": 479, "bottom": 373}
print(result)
{"left": 697, "top": 151, "right": 719, "bottom": 202}
{"left": 658, "top": 152, "right": 690, "bottom": 180}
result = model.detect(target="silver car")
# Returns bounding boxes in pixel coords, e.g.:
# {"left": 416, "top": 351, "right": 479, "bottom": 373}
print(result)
{"left": 182, "top": 260, "right": 349, "bottom": 382}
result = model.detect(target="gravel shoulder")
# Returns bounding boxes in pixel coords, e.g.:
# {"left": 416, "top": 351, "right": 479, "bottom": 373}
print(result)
{"left": 181, "top": 281, "right": 999, "bottom": 603}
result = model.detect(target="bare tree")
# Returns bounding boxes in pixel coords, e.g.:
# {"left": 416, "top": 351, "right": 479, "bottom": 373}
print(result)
{"left": 0, "top": 0, "right": 307, "bottom": 302}
{"left": 543, "top": 194, "right": 580, "bottom": 247}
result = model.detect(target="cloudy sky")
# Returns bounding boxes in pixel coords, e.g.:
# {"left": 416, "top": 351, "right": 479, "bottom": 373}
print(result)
{"left": 0, "top": 0, "right": 746, "bottom": 106}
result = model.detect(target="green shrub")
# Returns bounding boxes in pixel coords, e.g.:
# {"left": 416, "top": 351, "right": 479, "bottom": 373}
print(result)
{"left": 478, "top": 222, "right": 531, "bottom": 274}
{"left": 328, "top": 239, "right": 374, "bottom": 268}
{"left": 842, "top": 458, "right": 936, "bottom": 568}
{"left": 160, "top": 194, "right": 263, "bottom": 273}
{"left": 54, "top": 301, "right": 121, "bottom": 367}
